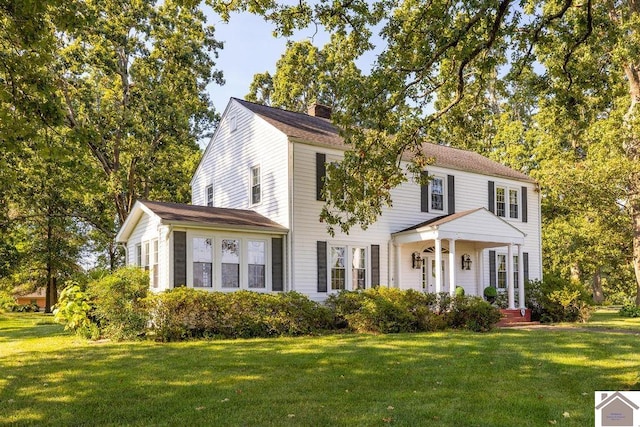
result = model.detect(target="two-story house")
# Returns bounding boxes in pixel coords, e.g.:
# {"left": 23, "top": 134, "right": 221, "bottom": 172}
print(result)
{"left": 116, "top": 98, "right": 541, "bottom": 310}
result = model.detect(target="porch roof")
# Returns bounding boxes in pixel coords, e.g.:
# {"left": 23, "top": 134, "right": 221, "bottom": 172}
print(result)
{"left": 391, "top": 208, "right": 525, "bottom": 247}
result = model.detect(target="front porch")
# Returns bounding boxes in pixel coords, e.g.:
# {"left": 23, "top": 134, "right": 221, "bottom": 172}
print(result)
{"left": 391, "top": 208, "right": 527, "bottom": 310}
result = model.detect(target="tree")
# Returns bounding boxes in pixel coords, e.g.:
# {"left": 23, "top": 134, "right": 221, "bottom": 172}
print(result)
{"left": 214, "top": 0, "right": 640, "bottom": 303}
{"left": 246, "top": 37, "right": 363, "bottom": 112}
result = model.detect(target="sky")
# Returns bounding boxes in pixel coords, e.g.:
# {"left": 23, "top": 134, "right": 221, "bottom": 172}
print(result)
{"left": 204, "top": 10, "right": 331, "bottom": 116}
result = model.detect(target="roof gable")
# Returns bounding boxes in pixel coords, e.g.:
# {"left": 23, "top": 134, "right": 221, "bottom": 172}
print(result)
{"left": 392, "top": 208, "right": 526, "bottom": 246}
{"left": 234, "top": 98, "right": 534, "bottom": 183}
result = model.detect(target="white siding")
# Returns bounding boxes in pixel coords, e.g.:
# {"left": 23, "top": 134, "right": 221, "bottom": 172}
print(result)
{"left": 191, "top": 99, "right": 290, "bottom": 228}
{"left": 124, "top": 212, "right": 167, "bottom": 290}
{"left": 292, "top": 143, "right": 542, "bottom": 299}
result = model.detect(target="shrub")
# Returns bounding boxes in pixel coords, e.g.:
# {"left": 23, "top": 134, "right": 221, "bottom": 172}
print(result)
{"left": 447, "top": 296, "right": 502, "bottom": 332}
{"left": 146, "top": 289, "right": 335, "bottom": 341}
{"left": 483, "top": 286, "right": 497, "bottom": 299}
{"left": 327, "top": 288, "right": 450, "bottom": 333}
{"left": 87, "top": 267, "right": 149, "bottom": 340}
{"left": 526, "top": 275, "right": 593, "bottom": 323}
{"left": 0, "top": 291, "right": 16, "bottom": 312}
{"left": 455, "top": 286, "right": 465, "bottom": 297}
{"left": 619, "top": 301, "right": 640, "bottom": 318}
{"left": 53, "top": 283, "right": 100, "bottom": 339}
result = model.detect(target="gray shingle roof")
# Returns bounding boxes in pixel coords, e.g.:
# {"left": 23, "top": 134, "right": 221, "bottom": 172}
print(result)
{"left": 140, "top": 200, "right": 288, "bottom": 232}
{"left": 235, "top": 98, "right": 534, "bottom": 183}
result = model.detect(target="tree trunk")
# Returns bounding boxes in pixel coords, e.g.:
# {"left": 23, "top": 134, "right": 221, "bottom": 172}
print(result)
{"left": 591, "top": 268, "right": 604, "bottom": 304}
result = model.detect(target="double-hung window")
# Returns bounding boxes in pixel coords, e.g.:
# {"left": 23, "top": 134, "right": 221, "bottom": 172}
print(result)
{"left": 352, "top": 247, "right": 366, "bottom": 290}
{"left": 250, "top": 166, "right": 261, "bottom": 205}
{"left": 193, "top": 238, "right": 213, "bottom": 288}
{"left": 206, "top": 184, "right": 214, "bottom": 207}
{"left": 151, "top": 239, "right": 159, "bottom": 288}
{"left": 248, "top": 240, "right": 266, "bottom": 289}
{"left": 495, "top": 185, "right": 519, "bottom": 219}
{"left": 497, "top": 254, "right": 507, "bottom": 290}
{"left": 430, "top": 177, "right": 445, "bottom": 211}
{"left": 330, "top": 245, "right": 367, "bottom": 291}
{"left": 221, "top": 239, "right": 240, "bottom": 288}
{"left": 135, "top": 244, "right": 142, "bottom": 267}
{"left": 330, "top": 247, "right": 346, "bottom": 290}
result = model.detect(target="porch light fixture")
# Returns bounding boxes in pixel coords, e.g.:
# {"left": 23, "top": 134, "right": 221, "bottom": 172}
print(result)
{"left": 461, "top": 254, "right": 472, "bottom": 270}
{"left": 411, "top": 252, "right": 422, "bottom": 269}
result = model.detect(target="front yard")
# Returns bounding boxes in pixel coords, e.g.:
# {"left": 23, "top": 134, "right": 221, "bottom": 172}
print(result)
{"left": 1, "top": 310, "right": 639, "bottom": 426}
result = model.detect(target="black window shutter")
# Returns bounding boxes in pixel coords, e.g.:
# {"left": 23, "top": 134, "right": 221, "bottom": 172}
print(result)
{"left": 420, "top": 171, "right": 429, "bottom": 212}
{"left": 317, "top": 241, "right": 327, "bottom": 292}
{"left": 173, "top": 231, "right": 187, "bottom": 287}
{"left": 271, "top": 237, "right": 284, "bottom": 291}
{"left": 488, "top": 181, "right": 495, "bottom": 213}
{"left": 316, "top": 153, "right": 326, "bottom": 201}
{"left": 489, "top": 250, "right": 496, "bottom": 287}
{"left": 521, "top": 186, "right": 528, "bottom": 223}
{"left": 371, "top": 244, "right": 380, "bottom": 288}
{"left": 523, "top": 252, "right": 529, "bottom": 284}
{"left": 447, "top": 174, "right": 455, "bottom": 214}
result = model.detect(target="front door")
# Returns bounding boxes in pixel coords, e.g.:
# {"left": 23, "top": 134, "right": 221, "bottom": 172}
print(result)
{"left": 422, "top": 256, "right": 447, "bottom": 293}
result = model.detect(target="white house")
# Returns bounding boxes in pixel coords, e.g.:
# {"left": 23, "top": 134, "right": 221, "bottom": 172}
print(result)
{"left": 116, "top": 98, "right": 542, "bottom": 310}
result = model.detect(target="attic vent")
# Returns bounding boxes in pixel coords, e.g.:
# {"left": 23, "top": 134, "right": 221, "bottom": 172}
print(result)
{"left": 307, "top": 103, "right": 332, "bottom": 119}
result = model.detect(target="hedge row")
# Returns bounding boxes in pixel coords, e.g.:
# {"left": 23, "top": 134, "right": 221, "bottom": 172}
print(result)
{"left": 54, "top": 268, "right": 503, "bottom": 341}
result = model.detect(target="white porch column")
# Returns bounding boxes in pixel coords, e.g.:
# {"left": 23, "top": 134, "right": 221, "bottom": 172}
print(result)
{"left": 395, "top": 243, "right": 402, "bottom": 289}
{"left": 435, "top": 238, "right": 442, "bottom": 293}
{"left": 507, "top": 244, "right": 515, "bottom": 309}
{"left": 518, "top": 244, "right": 525, "bottom": 308}
{"left": 448, "top": 239, "right": 456, "bottom": 296}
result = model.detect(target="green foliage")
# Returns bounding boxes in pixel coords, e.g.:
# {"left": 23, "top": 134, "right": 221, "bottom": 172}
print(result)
{"left": 526, "top": 276, "right": 594, "bottom": 323}
{"left": 147, "top": 289, "right": 335, "bottom": 342}
{"left": 619, "top": 302, "right": 640, "bottom": 318}
{"left": 446, "top": 296, "right": 502, "bottom": 332}
{"left": 87, "top": 268, "right": 149, "bottom": 340}
{"left": 53, "top": 283, "right": 99, "bottom": 339}
{"left": 454, "top": 286, "right": 465, "bottom": 297}
{"left": 326, "top": 288, "right": 497, "bottom": 333}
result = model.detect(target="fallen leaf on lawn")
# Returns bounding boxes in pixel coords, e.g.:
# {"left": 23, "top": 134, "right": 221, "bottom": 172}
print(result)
{"left": 382, "top": 417, "right": 392, "bottom": 423}
{"left": 387, "top": 406, "right": 394, "bottom": 410}
{"left": 236, "top": 389, "right": 242, "bottom": 394}
{"left": 221, "top": 398, "right": 230, "bottom": 402}
{"left": 548, "top": 420, "right": 557, "bottom": 425}
{"left": 562, "top": 412, "right": 570, "bottom": 418}
{"left": 195, "top": 406, "right": 205, "bottom": 411}
{"left": 287, "top": 414, "right": 295, "bottom": 418}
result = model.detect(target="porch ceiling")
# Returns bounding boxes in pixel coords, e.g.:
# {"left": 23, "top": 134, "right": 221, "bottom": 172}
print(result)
{"left": 391, "top": 207, "right": 526, "bottom": 247}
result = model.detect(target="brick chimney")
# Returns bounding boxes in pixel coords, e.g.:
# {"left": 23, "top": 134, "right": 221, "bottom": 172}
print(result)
{"left": 307, "top": 103, "right": 332, "bottom": 119}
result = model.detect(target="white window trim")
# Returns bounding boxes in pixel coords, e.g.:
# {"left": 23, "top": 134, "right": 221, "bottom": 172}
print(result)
{"left": 429, "top": 175, "right": 447, "bottom": 213}
{"left": 494, "top": 184, "right": 520, "bottom": 220}
{"left": 495, "top": 253, "right": 519, "bottom": 291}
{"left": 328, "top": 243, "right": 369, "bottom": 292}
{"left": 249, "top": 165, "right": 262, "bottom": 206}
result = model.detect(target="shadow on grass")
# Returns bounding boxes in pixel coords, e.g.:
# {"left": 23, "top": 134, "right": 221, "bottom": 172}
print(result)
{"left": 1, "top": 327, "right": 639, "bottom": 426}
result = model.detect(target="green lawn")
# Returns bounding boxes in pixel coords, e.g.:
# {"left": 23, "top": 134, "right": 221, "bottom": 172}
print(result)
{"left": 1, "top": 311, "right": 639, "bottom": 426}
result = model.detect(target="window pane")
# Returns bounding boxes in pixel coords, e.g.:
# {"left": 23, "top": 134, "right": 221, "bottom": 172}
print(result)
{"left": 513, "top": 255, "right": 519, "bottom": 289}
{"left": 193, "top": 238, "right": 212, "bottom": 287}
{"left": 509, "top": 189, "right": 518, "bottom": 218}
{"left": 248, "top": 241, "right": 265, "bottom": 288}
{"left": 431, "top": 178, "right": 444, "bottom": 211}
{"left": 221, "top": 263, "right": 240, "bottom": 288}
{"left": 221, "top": 239, "right": 240, "bottom": 288}
{"left": 496, "top": 187, "right": 505, "bottom": 217}
{"left": 331, "top": 247, "right": 345, "bottom": 268}
{"left": 248, "top": 264, "right": 265, "bottom": 288}
{"left": 194, "top": 262, "right": 213, "bottom": 287}
{"left": 206, "top": 185, "right": 214, "bottom": 207}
